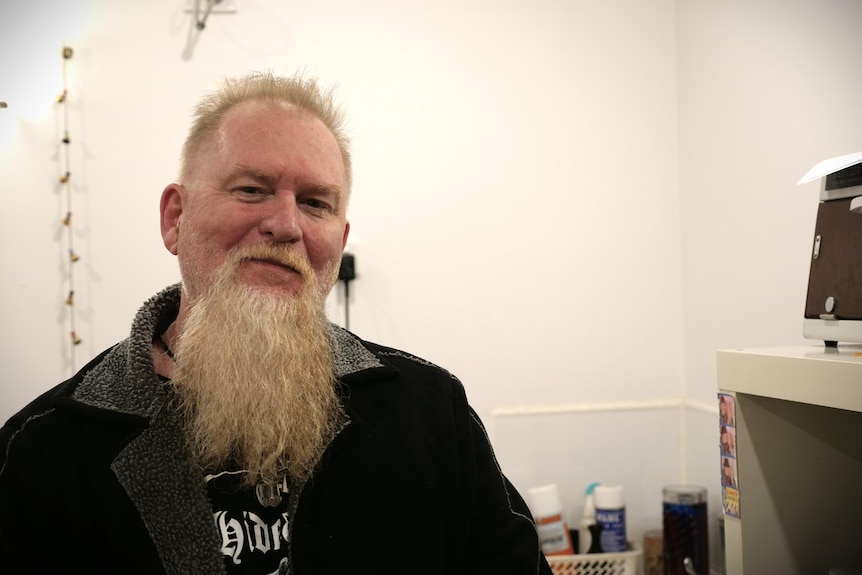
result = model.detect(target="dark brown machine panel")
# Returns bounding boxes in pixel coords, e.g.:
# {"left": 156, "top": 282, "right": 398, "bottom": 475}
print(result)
{"left": 805, "top": 196, "right": 862, "bottom": 320}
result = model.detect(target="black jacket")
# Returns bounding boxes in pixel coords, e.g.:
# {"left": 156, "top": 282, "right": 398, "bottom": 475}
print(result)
{"left": 0, "top": 285, "right": 551, "bottom": 575}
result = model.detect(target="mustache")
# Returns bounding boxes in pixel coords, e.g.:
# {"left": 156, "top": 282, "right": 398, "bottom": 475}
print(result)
{"left": 227, "top": 243, "right": 314, "bottom": 280}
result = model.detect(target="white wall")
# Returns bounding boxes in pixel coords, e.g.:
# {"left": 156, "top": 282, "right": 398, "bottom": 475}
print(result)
{"left": 677, "top": 0, "right": 862, "bottom": 405}
{"left": 2, "top": 0, "right": 861, "bottom": 567}
{"left": 1, "top": 0, "right": 682, "bottom": 422}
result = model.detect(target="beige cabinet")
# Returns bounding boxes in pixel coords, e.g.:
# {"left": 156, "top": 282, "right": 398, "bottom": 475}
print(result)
{"left": 717, "top": 346, "right": 862, "bottom": 575}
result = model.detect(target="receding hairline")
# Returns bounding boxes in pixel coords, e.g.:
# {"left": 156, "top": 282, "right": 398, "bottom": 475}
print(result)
{"left": 179, "top": 72, "right": 352, "bottom": 195}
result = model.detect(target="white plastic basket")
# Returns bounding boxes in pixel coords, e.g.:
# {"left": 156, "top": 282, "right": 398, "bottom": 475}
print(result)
{"left": 546, "top": 544, "right": 642, "bottom": 575}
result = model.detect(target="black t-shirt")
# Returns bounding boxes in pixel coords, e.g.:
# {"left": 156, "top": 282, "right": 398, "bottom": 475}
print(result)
{"left": 206, "top": 470, "right": 291, "bottom": 575}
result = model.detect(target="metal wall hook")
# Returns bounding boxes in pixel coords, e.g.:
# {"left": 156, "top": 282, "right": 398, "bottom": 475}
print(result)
{"left": 195, "top": 0, "right": 217, "bottom": 30}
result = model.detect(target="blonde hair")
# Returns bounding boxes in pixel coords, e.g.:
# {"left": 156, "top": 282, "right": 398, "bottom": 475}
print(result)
{"left": 180, "top": 71, "right": 352, "bottom": 194}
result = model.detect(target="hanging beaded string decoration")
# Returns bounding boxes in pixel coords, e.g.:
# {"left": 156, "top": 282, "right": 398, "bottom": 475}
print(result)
{"left": 58, "top": 45, "right": 82, "bottom": 370}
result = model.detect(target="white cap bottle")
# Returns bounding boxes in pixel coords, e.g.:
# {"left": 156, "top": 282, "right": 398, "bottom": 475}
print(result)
{"left": 593, "top": 483, "right": 627, "bottom": 553}
{"left": 527, "top": 483, "right": 575, "bottom": 556}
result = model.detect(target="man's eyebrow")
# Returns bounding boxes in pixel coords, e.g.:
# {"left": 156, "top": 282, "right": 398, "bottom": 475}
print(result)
{"left": 308, "top": 183, "right": 344, "bottom": 196}
{"left": 226, "top": 164, "right": 346, "bottom": 198}
{"left": 226, "top": 164, "right": 277, "bottom": 185}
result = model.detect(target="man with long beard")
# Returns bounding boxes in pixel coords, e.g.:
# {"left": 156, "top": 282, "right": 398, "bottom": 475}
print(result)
{"left": 0, "top": 72, "right": 551, "bottom": 575}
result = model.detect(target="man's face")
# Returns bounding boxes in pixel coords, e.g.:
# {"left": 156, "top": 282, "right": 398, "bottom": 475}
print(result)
{"left": 162, "top": 99, "right": 350, "bottom": 304}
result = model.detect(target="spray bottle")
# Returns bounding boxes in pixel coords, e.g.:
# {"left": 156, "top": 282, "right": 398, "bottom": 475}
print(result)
{"left": 578, "top": 482, "right": 601, "bottom": 554}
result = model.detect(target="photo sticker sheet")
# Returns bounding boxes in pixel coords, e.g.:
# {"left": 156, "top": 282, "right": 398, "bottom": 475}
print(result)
{"left": 718, "top": 393, "right": 740, "bottom": 518}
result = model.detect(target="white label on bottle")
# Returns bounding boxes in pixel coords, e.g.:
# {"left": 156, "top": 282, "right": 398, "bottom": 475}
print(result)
{"left": 535, "top": 515, "right": 572, "bottom": 554}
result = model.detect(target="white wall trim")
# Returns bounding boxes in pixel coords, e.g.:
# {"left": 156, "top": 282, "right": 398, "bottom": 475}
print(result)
{"left": 491, "top": 397, "right": 719, "bottom": 418}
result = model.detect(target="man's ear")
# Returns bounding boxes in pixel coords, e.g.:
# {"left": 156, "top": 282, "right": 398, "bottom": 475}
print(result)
{"left": 160, "top": 184, "right": 185, "bottom": 255}
{"left": 341, "top": 220, "right": 351, "bottom": 250}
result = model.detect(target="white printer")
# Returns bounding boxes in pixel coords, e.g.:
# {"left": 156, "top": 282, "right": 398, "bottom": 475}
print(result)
{"left": 799, "top": 151, "right": 862, "bottom": 346}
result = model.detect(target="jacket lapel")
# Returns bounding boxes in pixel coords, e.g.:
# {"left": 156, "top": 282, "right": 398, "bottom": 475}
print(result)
{"left": 112, "top": 398, "right": 225, "bottom": 575}
{"left": 74, "top": 285, "right": 225, "bottom": 574}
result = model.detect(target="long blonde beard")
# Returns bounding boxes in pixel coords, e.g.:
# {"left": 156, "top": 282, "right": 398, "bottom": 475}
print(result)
{"left": 171, "top": 245, "right": 341, "bottom": 487}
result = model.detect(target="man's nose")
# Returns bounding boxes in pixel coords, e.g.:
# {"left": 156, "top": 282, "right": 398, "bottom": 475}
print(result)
{"left": 259, "top": 196, "right": 302, "bottom": 242}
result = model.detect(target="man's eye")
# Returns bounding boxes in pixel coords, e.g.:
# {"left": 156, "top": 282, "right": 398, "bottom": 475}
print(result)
{"left": 233, "top": 187, "right": 268, "bottom": 200}
{"left": 303, "top": 198, "right": 331, "bottom": 211}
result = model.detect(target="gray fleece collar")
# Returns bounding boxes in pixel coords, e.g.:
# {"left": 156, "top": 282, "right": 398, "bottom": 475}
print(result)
{"left": 69, "top": 283, "right": 386, "bottom": 574}
{"left": 73, "top": 283, "right": 384, "bottom": 417}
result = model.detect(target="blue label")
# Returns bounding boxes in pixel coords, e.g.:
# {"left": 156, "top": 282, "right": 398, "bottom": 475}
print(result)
{"left": 595, "top": 507, "right": 627, "bottom": 552}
